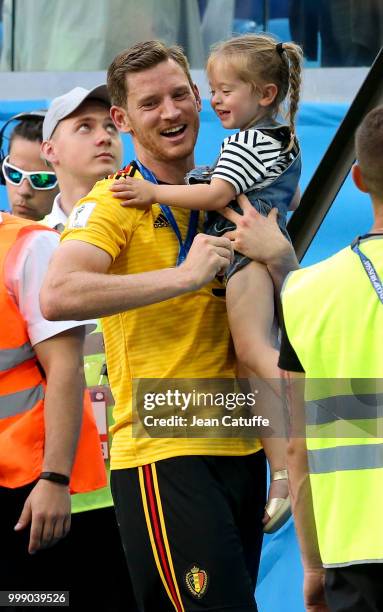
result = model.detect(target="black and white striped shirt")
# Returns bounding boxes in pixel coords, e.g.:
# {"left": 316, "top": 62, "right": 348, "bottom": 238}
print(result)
{"left": 212, "top": 127, "right": 295, "bottom": 195}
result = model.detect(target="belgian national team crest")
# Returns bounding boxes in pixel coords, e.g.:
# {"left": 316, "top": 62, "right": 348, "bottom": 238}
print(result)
{"left": 185, "top": 565, "right": 208, "bottom": 599}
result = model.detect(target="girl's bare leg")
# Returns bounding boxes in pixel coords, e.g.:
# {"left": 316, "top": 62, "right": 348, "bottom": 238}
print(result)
{"left": 228, "top": 264, "right": 289, "bottom": 528}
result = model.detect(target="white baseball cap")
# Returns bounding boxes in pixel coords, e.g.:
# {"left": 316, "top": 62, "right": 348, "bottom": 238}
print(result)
{"left": 43, "top": 85, "right": 110, "bottom": 140}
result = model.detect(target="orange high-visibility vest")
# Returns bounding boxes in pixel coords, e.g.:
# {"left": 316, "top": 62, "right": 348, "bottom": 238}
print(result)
{"left": 0, "top": 213, "right": 106, "bottom": 492}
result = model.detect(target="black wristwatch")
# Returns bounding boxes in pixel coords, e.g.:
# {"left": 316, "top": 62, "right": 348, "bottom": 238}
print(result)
{"left": 39, "top": 471, "right": 70, "bottom": 486}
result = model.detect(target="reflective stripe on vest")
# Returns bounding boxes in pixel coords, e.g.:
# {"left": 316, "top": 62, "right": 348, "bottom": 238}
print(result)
{"left": 0, "top": 342, "right": 35, "bottom": 372}
{"left": 306, "top": 393, "right": 383, "bottom": 425}
{"left": 0, "top": 383, "right": 44, "bottom": 418}
{"left": 282, "top": 238, "right": 383, "bottom": 567}
{"left": 308, "top": 442, "right": 383, "bottom": 474}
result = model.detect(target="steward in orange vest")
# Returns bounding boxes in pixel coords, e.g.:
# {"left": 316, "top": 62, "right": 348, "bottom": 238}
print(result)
{"left": 0, "top": 213, "right": 106, "bottom": 492}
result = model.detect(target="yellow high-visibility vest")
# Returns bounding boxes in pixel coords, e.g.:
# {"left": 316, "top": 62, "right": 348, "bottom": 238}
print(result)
{"left": 282, "top": 236, "right": 383, "bottom": 567}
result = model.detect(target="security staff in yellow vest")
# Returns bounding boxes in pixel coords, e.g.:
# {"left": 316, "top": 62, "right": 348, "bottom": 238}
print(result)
{"left": 219, "top": 109, "right": 383, "bottom": 610}
{"left": 278, "top": 106, "right": 383, "bottom": 612}
{"left": 41, "top": 87, "right": 138, "bottom": 611}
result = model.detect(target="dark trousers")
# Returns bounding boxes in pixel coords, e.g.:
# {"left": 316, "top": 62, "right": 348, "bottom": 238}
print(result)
{"left": 325, "top": 564, "right": 383, "bottom": 612}
{"left": 111, "top": 452, "right": 266, "bottom": 612}
{"left": 0, "top": 483, "right": 137, "bottom": 611}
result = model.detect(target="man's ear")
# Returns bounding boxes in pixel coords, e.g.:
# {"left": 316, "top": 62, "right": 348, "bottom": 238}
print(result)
{"left": 110, "top": 106, "right": 132, "bottom": 134}
{"left": 41, "top": 140, "right": 58, "bottom": 166}
{"left": 258, "top": 83, "right": 278, "bottom": 108}
{"left": 352, "top": 163, "right": 369, "bottom": 193}
{"left": 192, "top": 84, "right": 202, "bottom": 112}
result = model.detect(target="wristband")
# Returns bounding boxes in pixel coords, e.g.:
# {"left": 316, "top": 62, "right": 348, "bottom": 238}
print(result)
{"left": 39, "top": 471, "right": 70, "bottom": 486}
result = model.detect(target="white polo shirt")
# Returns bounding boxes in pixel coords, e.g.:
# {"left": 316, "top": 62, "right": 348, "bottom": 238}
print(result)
{"left": 44, "top": 193, "right": 68, "bottom": 231}
{"left": 2, "top": 213, "right": 94, "bottom": 346}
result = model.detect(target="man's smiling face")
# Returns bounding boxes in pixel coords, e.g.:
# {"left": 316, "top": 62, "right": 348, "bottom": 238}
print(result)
{"left": 121, "top": 59, "right": 201, "bottom": 167}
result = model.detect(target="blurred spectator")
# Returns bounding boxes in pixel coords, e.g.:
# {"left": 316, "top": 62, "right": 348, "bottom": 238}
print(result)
{"left": 289, "top": 0, "right": 383, "bottom": 67}
{"left": 3, "top": 116, "right": 57, "bottom": 221}
{"left": 0, "top": 0, "right": 204, "bottom": 70}
{"left": 235, "top": 0, "right": 288, "bottom": 22}
{"left": 201, "top": 0, "right": 235, "bottom": 53}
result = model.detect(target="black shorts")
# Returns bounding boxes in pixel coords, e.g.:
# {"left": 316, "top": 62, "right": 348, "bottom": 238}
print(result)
{"left": 111, "top": 451, "right": 266, "bottom": 612}
{"left": 325, "top": 563, "right": 383, "bottom": 612}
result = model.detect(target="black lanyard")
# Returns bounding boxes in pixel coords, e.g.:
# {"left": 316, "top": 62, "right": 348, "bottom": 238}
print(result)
{"left": 351, "top": 234, "right": 383, "bottom": 304}
{"left": 135, "top": 160, "right": 199, "bottom": 265}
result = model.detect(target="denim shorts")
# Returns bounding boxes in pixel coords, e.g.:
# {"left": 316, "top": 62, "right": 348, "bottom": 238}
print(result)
{"left": 186, "top": 165, "right": 291, "bottom": 281}
{"left": 209, "top": 197, "right": 291, "bottom": 280}
{"left": 208, "top": 196, "right": 291, "bottom": 279}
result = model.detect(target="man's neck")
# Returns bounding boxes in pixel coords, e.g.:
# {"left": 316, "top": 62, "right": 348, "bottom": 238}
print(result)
{"left": 56, "top": 176, "right": 99, "bottom": 217}
{"left": 371, "top": 198, "right": 383, "bottom": 233}
{"left": 135, "top": 150, "right": 195, "bottom": 185}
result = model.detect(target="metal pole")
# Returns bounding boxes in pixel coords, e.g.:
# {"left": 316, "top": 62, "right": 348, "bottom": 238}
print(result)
{"left": 288, "top": 47, "right": 383, "bottom": 261}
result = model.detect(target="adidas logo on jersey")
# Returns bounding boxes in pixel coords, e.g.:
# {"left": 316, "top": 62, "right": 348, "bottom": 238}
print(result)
{"left": 154, "top": 213, "right": 170, "bottom": 228}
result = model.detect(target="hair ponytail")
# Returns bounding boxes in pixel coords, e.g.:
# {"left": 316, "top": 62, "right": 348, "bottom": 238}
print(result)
{"left": 279, "top": 42, "right": 303, "bottom": 145}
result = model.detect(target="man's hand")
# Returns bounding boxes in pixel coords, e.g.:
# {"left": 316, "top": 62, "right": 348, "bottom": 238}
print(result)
{"left": 304, "top": 568, "right": 328, "bottom": 611}
{"left": 221, "top": 194, "right": 292, "bottom": 266}
{"left": 222, "top": 194, "right": 299, "bottom": 291}
{"left": 14, "top": 479, "right": 71, "bottom": 554}
{"left": 180, "top": 233, "right": 233, "bottom": 290}
{"left": 110, "top": 176, "right": 155, "bottom": 207}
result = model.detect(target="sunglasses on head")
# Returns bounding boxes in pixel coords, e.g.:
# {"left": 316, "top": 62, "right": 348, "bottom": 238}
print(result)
{"left": 2, "top": 156, "right": 58, "bottom": 190}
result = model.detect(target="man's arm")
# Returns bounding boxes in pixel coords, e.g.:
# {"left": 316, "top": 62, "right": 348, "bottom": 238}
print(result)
{"left": 15, "top": 327, "right": 86, "bottom": 554}
{"left": 40, "top": 233, "right": 233, "bottom": 320}
{"left": 222, "top": 194, "right": 299, "bottom": 292}
{"left": 284, "top": 371, "right": 328, "bottom": 612}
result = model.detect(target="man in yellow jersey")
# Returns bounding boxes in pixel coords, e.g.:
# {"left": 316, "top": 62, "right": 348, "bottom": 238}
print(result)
{"left": 40, "top": 41, "right": 292, "bottom": 611}
{"left": 40, "top": 85, "right": 136, "bottom": 611}
{"left": 277, "top": 107, "right": 383, "bottom": 612}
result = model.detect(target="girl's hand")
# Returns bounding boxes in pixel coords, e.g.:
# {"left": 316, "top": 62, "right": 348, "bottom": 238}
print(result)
{"left": 110, "top": 177, "right": 155, "bottom": 207}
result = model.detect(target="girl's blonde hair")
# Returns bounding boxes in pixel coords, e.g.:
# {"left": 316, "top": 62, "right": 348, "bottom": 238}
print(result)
{"left": 206, "top": 33, "right": 303, "bottom": 140}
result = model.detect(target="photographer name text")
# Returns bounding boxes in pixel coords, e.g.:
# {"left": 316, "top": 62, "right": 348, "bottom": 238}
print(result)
{"left": 143, "top": 415, "right": 269, "bottom": 427}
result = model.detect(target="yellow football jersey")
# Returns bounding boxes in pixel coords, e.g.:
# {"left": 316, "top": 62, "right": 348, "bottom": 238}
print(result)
{"left": 62, "top": 169, "right": 260, "bottom": 468}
